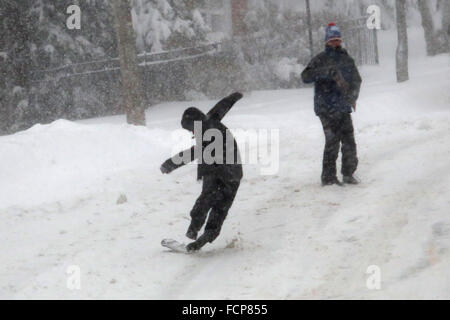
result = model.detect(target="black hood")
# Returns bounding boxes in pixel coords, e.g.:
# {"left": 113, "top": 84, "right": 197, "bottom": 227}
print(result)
{"left": 181, "top": 107, "right": 206, "bottom": 132}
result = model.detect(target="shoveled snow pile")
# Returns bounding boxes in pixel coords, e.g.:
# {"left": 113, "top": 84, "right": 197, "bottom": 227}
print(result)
{"left": 0, "top": 28, "right": 449, "bottom": 299}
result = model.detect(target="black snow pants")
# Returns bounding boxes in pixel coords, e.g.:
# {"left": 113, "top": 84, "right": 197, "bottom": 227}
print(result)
{"left": 188, "top": 174, "right": 240, "bottom": 247}
{"left": 319, "top": 112, "right": 358, "bottom": 183}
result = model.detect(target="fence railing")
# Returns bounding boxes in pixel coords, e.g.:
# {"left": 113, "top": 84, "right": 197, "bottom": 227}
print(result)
{"left": 30, "top": 42, "right": 222, "bottom": 82}
{"left": 338, "top": 16, "right": 379, "bottom": 65}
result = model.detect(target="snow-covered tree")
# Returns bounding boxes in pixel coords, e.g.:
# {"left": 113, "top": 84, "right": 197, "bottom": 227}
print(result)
{"left": 235, "top": 0, "right": 308, "bottom": 89}
{"left": 131, "top": 0, "right": 208, "bottom": 53}
{"left": 0, "top": 0, "right": 118, "bottom": 133}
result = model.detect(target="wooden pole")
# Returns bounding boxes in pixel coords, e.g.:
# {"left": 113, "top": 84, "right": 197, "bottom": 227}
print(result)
{"left": 305, "top": 0, "right": 314, "bottom": 59}
{"left": 112, "top": 0, "right": 146, "bottom": 126}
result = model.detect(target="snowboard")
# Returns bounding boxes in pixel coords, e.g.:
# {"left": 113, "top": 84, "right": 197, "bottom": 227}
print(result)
{"left": 161, "top": 239, "right": 189, "bottom": 253}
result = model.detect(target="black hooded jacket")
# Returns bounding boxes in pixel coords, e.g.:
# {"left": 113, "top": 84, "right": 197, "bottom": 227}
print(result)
{"left": 161, "top": 92, "right": 243, "bottom": 182}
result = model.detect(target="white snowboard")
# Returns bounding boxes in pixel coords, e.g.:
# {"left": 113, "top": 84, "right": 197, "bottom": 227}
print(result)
{"left": 161, "top": 239, "right": 189, "bottom": 253}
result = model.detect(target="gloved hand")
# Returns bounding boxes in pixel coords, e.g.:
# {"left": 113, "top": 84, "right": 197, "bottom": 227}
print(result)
{"left": 328, "top": 67, "right": 338, "bottom": 78}
{"left": 160, "top": 162, "right": 173, "bottom": 174}
{"left": 229, "top": 92, "right": 243, "bottom": 101}
{"left": 329, "top": 67, "right": 349, "bottom": 92}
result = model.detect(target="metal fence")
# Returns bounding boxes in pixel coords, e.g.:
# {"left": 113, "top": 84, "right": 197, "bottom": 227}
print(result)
{"left": 25, "top": 42, "right": 224, "bottom": 128}
{"left": 30, "top": 42, "right": 221, "bottom": 82}
{"left": 339, "top": 16, "right": 379, "bottom": 66}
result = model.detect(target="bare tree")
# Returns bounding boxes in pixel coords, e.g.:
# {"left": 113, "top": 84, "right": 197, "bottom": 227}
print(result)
{"left": 443, "top": 0, "right": 450, "bottom": 53}
{"left": 305, "top": 0, "right": 313, "bottom": 59}
{"left": 112, "top": 0, "right": 146, "bottom": 126}
{"left": 417, "top": 0, "right": 438, "bottom": 56}
{"left": 395, "top": 0, "right": 409, "bottom": 82}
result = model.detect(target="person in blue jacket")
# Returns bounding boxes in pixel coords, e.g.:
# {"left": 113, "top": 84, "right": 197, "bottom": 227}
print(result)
{"left": 302, "top": 23, "right": 362, "bottom": 186}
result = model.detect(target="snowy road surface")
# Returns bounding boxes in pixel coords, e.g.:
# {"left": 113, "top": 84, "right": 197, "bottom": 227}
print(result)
{"left": 0, "top": 30, "right": 449, "bottom": 299}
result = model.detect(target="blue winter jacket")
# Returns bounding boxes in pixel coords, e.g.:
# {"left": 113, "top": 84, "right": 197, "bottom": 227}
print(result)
{"left": 301, "top": 46, "right": 362, "bottom": 115}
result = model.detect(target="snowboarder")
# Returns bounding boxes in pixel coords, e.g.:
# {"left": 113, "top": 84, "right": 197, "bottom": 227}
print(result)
{"left": 301, "top": 23, "right": 362, "bottom": 186}
{"left": 160, "top": 92, "right": 243, "bottom": 252}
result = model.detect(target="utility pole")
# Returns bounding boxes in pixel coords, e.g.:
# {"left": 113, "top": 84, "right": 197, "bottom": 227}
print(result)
{"left": 112, "top": 0, "right": 146, "bottom": 126}
{"left": 305, "top": 0, "right": 314, "bottom": 59}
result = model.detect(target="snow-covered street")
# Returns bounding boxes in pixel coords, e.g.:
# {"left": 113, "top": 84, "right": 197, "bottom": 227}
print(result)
{"left": 0, "top": 29, "right": 449, "bottom": 299}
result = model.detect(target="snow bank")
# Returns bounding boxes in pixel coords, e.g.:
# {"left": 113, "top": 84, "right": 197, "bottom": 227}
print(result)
{"left": 0, "top": 120, "right": 170, "bottom": 209}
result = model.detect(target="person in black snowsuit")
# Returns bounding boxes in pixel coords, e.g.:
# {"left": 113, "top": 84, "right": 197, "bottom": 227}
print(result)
{"left": 160, "top": 92, "right": 243, "bottom": 251}
{"left": 301, "top": 23, "right": 362, "bottom": 186}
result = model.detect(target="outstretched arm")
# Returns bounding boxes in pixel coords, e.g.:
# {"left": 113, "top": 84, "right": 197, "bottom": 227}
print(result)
{"left": 160, "top": 146, "right": 196, "bottom": 174}
{"left": 207, "top": 92, "right": 243, "bottom": 121}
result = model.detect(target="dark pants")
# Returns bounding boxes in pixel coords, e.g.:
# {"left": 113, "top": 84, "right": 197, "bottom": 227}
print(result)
{"left": 319, "top": 112, "right": 358, "bottom": 183}
{"left": 188, "top": 175, "right": 240, "bottom": 247}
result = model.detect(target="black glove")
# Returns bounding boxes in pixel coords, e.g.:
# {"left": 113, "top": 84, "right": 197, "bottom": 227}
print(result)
{"left": 229, "top": 92, "right": 243, "bottom": 101}
{"left": 329, "top": 67, "right": 349, "bottom": 92}
{"left": 328, "top": 67, "right": 338, "bottom": 78}
{"left": 160, "top": 161, "right": 175, "bottom": 174}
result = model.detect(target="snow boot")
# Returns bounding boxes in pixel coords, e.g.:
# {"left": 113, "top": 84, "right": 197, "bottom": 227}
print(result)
{"left": 186, "top": 225, "right": 198, "bottom": 240}
{"left": 343, "top": 175, "right": 359, "bottom": 185}
{"left": 186, "top": 235, "right": 209, "bottom": 252}
{"left": 322, "top": 178, "right": 344, "bottom": 187}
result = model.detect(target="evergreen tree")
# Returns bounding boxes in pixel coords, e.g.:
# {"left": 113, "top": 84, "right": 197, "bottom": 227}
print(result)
{"left": 131, "top": 0, "right": 208, "bottom": 53}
